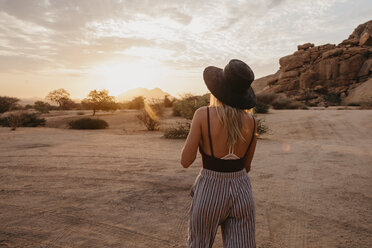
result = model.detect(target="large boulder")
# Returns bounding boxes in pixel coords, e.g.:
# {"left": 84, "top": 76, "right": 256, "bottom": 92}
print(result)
{"left": 300, "top": 70, "right": 318, "bottom": 89}
{"left": 339, "top": 54, "right": 365, "bottom": 81}
{"left": 340, "top": 38, "right": 359, "bottom": 46}
{"left": 322, "top": 48, "right": 343, "bottom": 59}
{"left": 279, "top": 70, "right": 299, "bottom": 80}
{"left": 359, "top": 33, "right": 372, "bottom": 46}
{"left": 297, "top": 43, "right": 314, "bottom": 50}
{"left": 343, "top": 78, "right": 372, "bottom": 104}
{"left": 279, "top": 54, "right": 303, "bottom": 71}
{"left": 315, "top": 57, "right": 339, "bottom": 82}
{"left": 348, "top": 20, "right": 372, "bottom": 40}
{"left": 357, "top": 58, "right": 372, "bottom": 80}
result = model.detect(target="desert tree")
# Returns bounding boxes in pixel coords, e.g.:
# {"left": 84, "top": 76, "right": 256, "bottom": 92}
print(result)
{"left": 46, "top": 88, "right": 74, "bottom": 110}
{"left": 34, "top": 101, "right": 51, "bottom": 113}
{"left": 0, "top": 96, "right": 20, "bottom": 113}
{"left": 81, "top": 89, "right": 118, "bottom": 116}
{"left": 130, "top": 96, "right": 145, "bottom": 109}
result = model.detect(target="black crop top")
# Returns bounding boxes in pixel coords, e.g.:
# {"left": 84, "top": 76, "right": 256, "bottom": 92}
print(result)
{"left": 199, "top": 107, "right": 256, "bottom": 172}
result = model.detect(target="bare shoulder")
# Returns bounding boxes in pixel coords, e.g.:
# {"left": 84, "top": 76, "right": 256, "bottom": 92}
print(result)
{"left": 242, "top": 111, "right": 254, "bottom": 121}
{"left": 242, "top": 112, "right": 256, "bottom": 129}
{"left": 192, "top": 106, "right": 207, "bottom": 123}
{"left": 194, "top": 106, "right": 207, "bottom": 118}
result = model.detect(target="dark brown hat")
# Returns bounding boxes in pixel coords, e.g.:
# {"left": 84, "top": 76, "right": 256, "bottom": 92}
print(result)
{"left": 203, "top": 59, "right": 256, "bottom": 109}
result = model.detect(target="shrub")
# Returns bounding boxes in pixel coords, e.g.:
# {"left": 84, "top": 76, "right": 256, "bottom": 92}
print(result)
{"left": 172, "top": 94, "right": 210, "bottom": 119}
{"left": 34, "top": 101, "right": 51, "bottom": 113}
{"left": 163, "top": 122, "right": 190, "bottom": 139}
{"left": 148, "top": 98, "right": 165, "bottom": 116}
{"left": 76, "top": 111, "right": 85, "bottom": 115}
{"left": 130, "top": 96, "right": 145, "bottom": 109}
{"left": 256, "top": 93, "right": 278, "bottom": 105}
{"left": 254, "top": 101, "right": 269, "bottom": 114}
{"left": 0, "top": 96, "right": 20, "bottom": 113}
{"left": 163, "top": 95, "right": 175, "bottom": 107}
{"left": 256, "top": 118, "right": 270, "bottom": 135}
{"left": 136, "top": 104, "right": 160, "bottom": 131}
{"left": 24, "top": 104, "right": 34, "bottom": 110}
{"left": 0, "top": 112, "right": 46, "bottom": 130}
{"left": 271, "top": 97, "right": 303, "bottom": 109}
{"left": 68, "top": 118, "right": 108, "bottom": 129}
{"left": 324, "top": 93, "right": 341, "bottom": 106}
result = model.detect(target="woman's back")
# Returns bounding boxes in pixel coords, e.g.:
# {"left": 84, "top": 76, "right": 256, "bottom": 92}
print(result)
{"left": 199, "top": 106, "right": 255, "bottom": 159}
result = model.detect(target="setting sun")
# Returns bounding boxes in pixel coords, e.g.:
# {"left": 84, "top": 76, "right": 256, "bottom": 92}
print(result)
{"left": 90, "top": 59, "right": 172, "bottom": 96}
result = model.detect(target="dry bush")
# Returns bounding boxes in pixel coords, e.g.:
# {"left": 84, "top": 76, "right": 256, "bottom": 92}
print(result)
{"left": 68, "top": 118, "right": 108, "bottom": 129}
{"left": 256, "top": 93, "right": 278, "bottom": 105}
{"left": 254, "top": 101, "right": 269, "bottom": 114}
{"left": 147, "top": 98, "right": 165, "bottom": 116}
{"left": 0, "top": 112, "right": 46, "bottom": 130}
{"left": 0, "top": 96, "right": 20, "bottom": 113}
{"left": 271, "top": 97, "right": 303, "bottom": 109}
{"left": 136, "top": 103, "right": 160, "bottom": 131}
{"left": 34, "top": 101, "right": 51, "bottom": 113}
{"left": 324, "top": 93, "right": 341, "bottom": 106}
{"left": 164, "top": 122, "right": 190, "bottom": 139}
{"left": 256, "top": 118, "right": 270, "bottom": 135}
{"left": 172, "top": 93, "right": 210, "bottom": 119}
{"left": 8, "top": 114, "right": 21, "bottom": 131}
{"left": 163, "top": 95, "right": 175, "bottom": 107}
{"left": 125, "top": 96, "right": 145, "bottom": 110}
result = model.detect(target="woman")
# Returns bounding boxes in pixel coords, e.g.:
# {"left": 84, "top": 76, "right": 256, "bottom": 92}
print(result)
{"left": 181, "top": 59, "right": 258, "bottom": 248}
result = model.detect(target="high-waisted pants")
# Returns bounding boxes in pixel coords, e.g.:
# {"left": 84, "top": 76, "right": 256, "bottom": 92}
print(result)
{"left": 188, "top": 168, "right": 255, "bottom": 248}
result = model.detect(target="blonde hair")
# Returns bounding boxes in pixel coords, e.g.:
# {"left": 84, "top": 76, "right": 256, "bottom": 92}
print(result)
{"left": 209, "top": 94, "right": 253, "bottom": 150}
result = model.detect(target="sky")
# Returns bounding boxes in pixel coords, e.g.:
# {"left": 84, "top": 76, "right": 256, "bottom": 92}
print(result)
{"left": 0, "top": 0, "right": 371, "bottom": 100}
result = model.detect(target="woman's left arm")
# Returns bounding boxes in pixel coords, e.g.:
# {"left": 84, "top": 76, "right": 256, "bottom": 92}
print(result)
{"left": 180, "top": 107, "right": 203, "bottom": 168}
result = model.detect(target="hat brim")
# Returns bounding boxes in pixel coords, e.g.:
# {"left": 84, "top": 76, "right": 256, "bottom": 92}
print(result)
{"left": 203, "top": 66, "right": 256, "bottom": 109}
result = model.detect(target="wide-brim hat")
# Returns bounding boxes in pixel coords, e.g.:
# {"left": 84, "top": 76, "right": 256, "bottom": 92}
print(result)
{"left": 203, "top": 59, "right": 256, "bottom": 109}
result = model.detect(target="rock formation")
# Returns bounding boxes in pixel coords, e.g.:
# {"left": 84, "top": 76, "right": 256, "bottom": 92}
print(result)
{"left": 259, "top": 20, "right": 372, "bottom": 106}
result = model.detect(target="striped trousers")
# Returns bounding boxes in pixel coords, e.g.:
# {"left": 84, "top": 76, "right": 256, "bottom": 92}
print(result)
{"left": 188, "top": 169, "right": 255, "bottom": 248}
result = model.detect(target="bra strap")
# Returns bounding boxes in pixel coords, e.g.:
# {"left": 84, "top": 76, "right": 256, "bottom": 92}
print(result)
{"left": 207, "top": 107, "right": 215, "bottom": 157}
{"left": 243, "top": 116, "right": 256, "bottom": 158}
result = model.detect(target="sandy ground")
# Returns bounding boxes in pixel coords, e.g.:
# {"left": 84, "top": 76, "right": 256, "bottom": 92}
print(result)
{"left": 0, "top": 108, "right": 371, "bottom": 248}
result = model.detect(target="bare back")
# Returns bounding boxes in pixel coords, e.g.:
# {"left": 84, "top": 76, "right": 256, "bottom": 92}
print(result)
{"left": 199, "top": 106, "right": 255, "bottom": 159}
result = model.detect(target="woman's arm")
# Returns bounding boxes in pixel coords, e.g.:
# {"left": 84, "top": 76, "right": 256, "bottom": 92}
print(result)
{"left": 180, "top": 107, "right": 203, "bottom": 168}
{"left": 244, "top": 117, "right": 258, "bottom": 172}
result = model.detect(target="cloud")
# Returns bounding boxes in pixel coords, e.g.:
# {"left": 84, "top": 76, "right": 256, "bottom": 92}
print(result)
{"left": 0, "top": 0, "right": 371, "bottom": 80}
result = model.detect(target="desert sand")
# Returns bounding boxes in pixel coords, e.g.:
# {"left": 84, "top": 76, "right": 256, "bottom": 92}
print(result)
{"left": 0, "top": 108, "right": 371, "bottom": 247}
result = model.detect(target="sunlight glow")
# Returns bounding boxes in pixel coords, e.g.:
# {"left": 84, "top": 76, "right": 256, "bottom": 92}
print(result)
{"left": 90, "top": 60, "right": 173, "bottom": 96}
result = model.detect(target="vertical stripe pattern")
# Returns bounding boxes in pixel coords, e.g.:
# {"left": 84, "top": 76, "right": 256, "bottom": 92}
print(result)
{"left": 188, "top": 169, "right": 255, "bottom": 248}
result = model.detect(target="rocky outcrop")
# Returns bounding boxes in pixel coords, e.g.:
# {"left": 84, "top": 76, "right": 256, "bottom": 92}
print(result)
{"left": 343, "top": 77, "right": 372, "bottom": 104}
{"left": 260, "top": 20, "right": 372, "bottom": 106}
{"left": 251, "top": 73, "right": 276, "bottom": 93}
